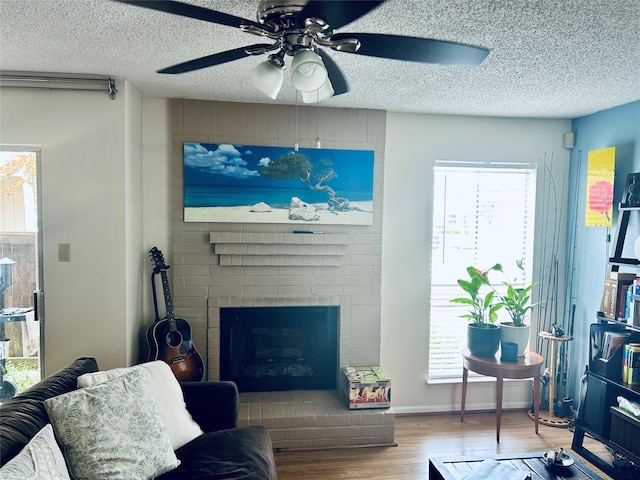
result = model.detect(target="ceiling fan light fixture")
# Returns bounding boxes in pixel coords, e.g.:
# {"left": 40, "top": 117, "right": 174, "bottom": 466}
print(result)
{"left": 291, "top": 49, "right": 327, "bottom": 92}
{"left": 301, "top": 78, "right": 334, "bottom": 104}
{"left": 121, "top": 1, "right": 491, "bottom": 104}
{"left": 248, "top": 56, "right": 285, "bottom": 99}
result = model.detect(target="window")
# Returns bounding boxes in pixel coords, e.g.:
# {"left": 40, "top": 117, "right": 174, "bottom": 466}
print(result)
{"left": 428, "top": 162, "right": 536, "bottom": 380}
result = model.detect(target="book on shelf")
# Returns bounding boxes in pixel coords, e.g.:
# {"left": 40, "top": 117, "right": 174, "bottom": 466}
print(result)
{"left": 620, "top": 277, "right": 640, "bottom": 324}
{"left": 631, "top": 297, "right": 640, "bottom": 328}
{"left": 601, "top": 276, "right": 636, "bottom": 320}
{"left": 627, "top": 277, "right": 640, "bottom": 326}
{"left": 623, "top": 343, "right": 640, "bottom": 385}
{"left": 601, "top": 279, "right": 617, "bottom": 318}
{"left": 624, "top": 285, "right": 633, "bottom": 322}
{"left": 618, "top": 283, "right": 631, "bottom": 319}
{"left": 590, "top": 323, "right": 628, "bottom": 368}
{"left": 602, "top": 331, "right": 631, "bottom": 359}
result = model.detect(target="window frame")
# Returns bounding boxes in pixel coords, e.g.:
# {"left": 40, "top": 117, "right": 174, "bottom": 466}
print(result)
{"left": 427, "top": 160, "right": 537, "bottom": 382}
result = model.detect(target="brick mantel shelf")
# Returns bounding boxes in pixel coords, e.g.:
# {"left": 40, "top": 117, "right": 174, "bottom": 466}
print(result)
{"left": 210, "top": 231, "right": 349, "bottom": 267}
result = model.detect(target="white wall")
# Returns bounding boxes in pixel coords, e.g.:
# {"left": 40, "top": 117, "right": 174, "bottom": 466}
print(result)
{"left": 381, "top": 113, "right": 571, "bottom": 413}
{"left": 139, "top": 98, "right": 172, "bottom": 362}
{"left": 124, "top": 86, "right": 143, "bottom": 366}
{"left": 0, "top": 84, "right": 145, "bottom": 374}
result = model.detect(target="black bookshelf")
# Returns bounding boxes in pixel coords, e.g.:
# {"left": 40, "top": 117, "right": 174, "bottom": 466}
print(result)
{"left": 573, "top": 177, "right": 640, "bottom": 479}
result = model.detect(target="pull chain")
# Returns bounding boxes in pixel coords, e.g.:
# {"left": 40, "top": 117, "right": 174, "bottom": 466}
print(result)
{"left": 294, "top": 90, "right": 299, "bottom": 151}
{"left": 315, "top": 90, "right": 321, "bottom": 148}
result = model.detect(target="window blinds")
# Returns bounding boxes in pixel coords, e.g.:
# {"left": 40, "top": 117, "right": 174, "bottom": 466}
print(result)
{"left": 428, "top": 162, "right": 536, "bottom": 380}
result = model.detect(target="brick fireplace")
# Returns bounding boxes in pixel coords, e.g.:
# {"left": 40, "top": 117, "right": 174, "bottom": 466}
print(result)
{"left": 170, "top": 99, "right": 391, "bottom": 448}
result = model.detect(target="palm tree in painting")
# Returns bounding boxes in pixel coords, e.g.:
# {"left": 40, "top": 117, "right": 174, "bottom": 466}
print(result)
{"left": 260, "top": 151, "right": 357, "bottom": 212}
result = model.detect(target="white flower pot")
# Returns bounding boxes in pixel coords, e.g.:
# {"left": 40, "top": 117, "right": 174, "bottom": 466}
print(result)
{"left": 499, "top": 322, "right": 530, "bottom": 356}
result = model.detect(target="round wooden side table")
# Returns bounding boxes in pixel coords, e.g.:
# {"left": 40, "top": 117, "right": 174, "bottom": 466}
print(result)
{"left": 460, "top": 347, "right": 544, "bottom": 442}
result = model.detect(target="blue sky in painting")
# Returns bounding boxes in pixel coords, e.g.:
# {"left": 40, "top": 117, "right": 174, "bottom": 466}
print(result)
{"left": 183, "top": 142, "right": 374, "bottom": 191}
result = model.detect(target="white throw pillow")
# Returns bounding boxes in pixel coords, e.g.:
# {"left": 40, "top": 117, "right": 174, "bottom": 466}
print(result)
{"left": 0, "top": 424, "right": 70, "bottom": 480}
{"left": 44, "top": 369, "right": 179, "bottom": 480}
{"left": 77, "top": 360, "right": 203, "bottom": 449}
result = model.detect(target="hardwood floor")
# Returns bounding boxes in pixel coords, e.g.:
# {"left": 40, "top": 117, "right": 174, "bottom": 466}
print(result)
{"left": 274, "top": 410, "right": 614, "bottom": 479}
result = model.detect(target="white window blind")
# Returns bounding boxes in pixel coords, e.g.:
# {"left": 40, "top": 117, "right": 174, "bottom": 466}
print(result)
{"left": 428, "top": 162, "right": 536, "bottom": 380}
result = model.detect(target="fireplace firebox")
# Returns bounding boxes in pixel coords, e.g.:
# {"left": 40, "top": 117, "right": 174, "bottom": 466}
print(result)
{"left": 220, "top": 306, "right": 339, "bottom": 392}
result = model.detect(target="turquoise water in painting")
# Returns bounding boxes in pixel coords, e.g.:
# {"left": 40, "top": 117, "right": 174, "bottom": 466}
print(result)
{"left": 183, "top": 142, "right": 375, "bottom": 209}
{"left": 185, "top": 185, "right": 372, "bottom": 208}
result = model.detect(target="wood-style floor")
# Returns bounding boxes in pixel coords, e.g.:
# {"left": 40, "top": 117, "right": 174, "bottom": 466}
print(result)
{"left": 274, "top": 410, "right": 614, "bottom": 479}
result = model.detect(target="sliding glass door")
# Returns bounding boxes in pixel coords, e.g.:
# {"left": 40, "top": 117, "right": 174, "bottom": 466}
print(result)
{"left": 0, "top": 148, "right": 42, "bottom": 400}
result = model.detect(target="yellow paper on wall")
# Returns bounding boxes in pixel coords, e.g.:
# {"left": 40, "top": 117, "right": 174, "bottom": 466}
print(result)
{"left": 585, "top": 147, "right": 615, "bottom": 226}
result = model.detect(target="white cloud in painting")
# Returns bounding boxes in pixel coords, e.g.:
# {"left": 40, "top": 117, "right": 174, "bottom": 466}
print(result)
{"left": 258, "top": 157, "right": 271, "bottom": 167}
{"left": 184, "top": 143, "right": 259, "bottom": 178}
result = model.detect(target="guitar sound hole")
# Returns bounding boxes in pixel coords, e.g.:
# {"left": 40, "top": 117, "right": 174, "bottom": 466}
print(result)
{"left": 166, "top": 331, "right": 183, "bottom": 348}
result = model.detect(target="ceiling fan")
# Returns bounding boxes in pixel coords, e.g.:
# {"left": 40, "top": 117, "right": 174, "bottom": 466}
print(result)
{"left": 115, "top": 0, "right": 489, "bottom": 102}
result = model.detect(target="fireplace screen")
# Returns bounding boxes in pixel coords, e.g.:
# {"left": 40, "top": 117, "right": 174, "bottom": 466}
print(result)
{"left": 220, "top": 306, "right": 339, "bottom": 392}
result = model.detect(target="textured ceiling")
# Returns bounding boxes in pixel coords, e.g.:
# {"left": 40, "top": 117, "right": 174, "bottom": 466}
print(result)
{"left": 1, "top": 0, "right": 639, "bottom": 118}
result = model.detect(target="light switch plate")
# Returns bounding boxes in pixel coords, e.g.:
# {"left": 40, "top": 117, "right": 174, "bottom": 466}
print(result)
{"left": 58, "top": 243, "right": 71, "bottom": 262}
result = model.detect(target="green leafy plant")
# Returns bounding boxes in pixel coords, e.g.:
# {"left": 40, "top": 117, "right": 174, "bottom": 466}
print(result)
{"left": 4, "top": 359, "right": 40, "bottom": 393}
{"left": 501, "top": 260, "right": 538, "bottom": 327}
{"left": 450, "top": 264, "right": 504, "bottom": 326}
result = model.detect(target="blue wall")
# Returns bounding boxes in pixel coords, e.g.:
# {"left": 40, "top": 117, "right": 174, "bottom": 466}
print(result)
{"left": 565, "top": 101, "right": 640, "bottom": 406}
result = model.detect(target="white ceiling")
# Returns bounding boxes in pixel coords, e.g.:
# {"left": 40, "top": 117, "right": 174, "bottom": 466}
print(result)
{"left": 1, "top": 0, "right": 639, "bottom": 118}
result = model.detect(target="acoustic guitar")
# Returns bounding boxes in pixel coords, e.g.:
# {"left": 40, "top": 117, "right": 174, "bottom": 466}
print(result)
{"left": 147, "top": 247, "right": 204, "bottom": 382}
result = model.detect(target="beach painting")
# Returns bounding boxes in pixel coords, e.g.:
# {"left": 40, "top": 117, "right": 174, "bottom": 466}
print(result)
{"left": 183, "top": 142, "right": 375, "bottom": 225}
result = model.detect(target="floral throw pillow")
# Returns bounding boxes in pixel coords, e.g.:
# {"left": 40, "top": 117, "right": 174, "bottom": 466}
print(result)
{"left": 0, "top": 424, "right": 70, "bottom": 479}
{"left": 44, "top": 369, "right": 179, "bottom": 480}
{"left": 76, "top": 360, "right": 203, "bottom": 449}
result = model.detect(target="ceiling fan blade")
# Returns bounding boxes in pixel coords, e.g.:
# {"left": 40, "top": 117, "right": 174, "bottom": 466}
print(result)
{"left": 331, "top": 33, "right": 489, "bottom": 66}
{"left": 300, "top": 1, "right": 385, "bottom": 30}
{"left": 114, "top": 0, "right": 273, "bottom": 33}
{"left": 318, "top": 50, "right": 348, "bottom": 95}
{"left": 158, "top": 44, "right": 275, "bottom": 74}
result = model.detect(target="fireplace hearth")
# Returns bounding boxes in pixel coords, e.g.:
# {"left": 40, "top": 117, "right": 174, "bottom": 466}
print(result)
{"left": 220, "top": 306, "right": 339, "bottom": 392}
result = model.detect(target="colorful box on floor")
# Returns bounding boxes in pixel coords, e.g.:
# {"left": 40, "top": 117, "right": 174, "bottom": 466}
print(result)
{"left": 342, "top": 366, "right": 391, "bottom": 409}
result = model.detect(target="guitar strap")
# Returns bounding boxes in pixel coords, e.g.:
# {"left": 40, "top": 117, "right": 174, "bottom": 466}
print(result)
{"left": 151, "top": 271, "right": 161, "bottom": 323}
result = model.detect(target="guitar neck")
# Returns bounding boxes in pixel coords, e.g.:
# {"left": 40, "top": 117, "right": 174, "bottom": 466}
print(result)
{"left": 159, "top": 270, "right": 177, "bottom": 331}
{"left": 151, "top": 271, "right": 161, "bottom": 322}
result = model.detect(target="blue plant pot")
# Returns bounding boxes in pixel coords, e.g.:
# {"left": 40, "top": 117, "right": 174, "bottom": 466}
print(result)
{"left": 467, "top": 323, "right": 501, "bottom": 357}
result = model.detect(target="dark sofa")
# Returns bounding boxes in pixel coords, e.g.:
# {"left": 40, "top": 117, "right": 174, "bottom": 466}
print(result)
{"left": 0, "top": 357, "right": 277, "bottom": 479}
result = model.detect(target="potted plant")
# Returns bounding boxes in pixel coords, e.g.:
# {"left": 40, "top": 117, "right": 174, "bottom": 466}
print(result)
{"left": 499, "top": 260, "right": 538, "bottom": 356}
{"left": 451, "top": 264, "right": 504, "bottom": 357}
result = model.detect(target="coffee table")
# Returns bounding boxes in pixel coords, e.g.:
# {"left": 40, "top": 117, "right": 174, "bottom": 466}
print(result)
{"left": 428, "top": 452, "right": 602, "bottom": 480}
